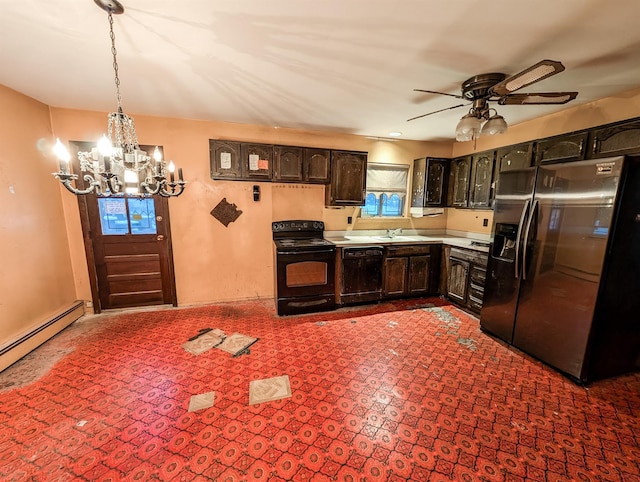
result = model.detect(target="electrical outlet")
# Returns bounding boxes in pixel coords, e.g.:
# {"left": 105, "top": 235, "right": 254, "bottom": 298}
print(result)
{"left": 483, "top": 218, "right": 489, "bottom": 227}
{"left": 347, "top": 216, "right": 353, "bottom": 224}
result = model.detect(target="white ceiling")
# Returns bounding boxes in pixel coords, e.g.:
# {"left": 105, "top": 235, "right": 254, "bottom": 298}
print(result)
{"left": 3, "top": 0, "right": 640, "bottom": 142}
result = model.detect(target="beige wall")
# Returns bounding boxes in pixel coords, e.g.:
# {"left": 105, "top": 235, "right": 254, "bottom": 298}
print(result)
{"left": 4, "top": 82, "right": 640, "bottom": 316}
{"left": 49, "top": 107, "right": 450, "bottom": 306}
{"left": 0, "top": 85, "right": 77, "bottom": 350}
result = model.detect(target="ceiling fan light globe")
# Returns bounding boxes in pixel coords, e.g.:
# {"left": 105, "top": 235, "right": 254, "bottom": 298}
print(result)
{"left": 481, "top": 114, "right": 508, "bottom": 136}
{"left": 455, "top": 113, "right": 482, "bottom": 141}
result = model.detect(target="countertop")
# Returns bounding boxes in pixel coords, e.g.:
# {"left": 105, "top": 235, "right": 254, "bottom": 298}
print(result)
{"left": 324, "top": 233, "right": 491, "bottom": 253}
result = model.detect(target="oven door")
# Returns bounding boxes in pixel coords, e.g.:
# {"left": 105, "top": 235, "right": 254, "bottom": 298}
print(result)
{"left": 275, "top": 248, "right": 336, "bottom": 314}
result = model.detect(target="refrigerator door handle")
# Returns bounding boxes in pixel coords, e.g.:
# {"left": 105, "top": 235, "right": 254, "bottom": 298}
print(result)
{"left": 522, "top": 199, "right": 539, "bottom": 281}
{"left": 514, "top": 199, "right": 530, "bottom": 279}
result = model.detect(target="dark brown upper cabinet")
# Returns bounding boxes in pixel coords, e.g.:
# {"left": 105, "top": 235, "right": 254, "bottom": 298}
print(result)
{"left": 210, "top": 140, "right": 243, "bottom": 179}
{"left": 535, "top": 131, "right": 589, "bottom": 164}
{"left": 495, "top": 142, "right": 534, "bottom": 172}
{"left": 589, "top": 119, "right": 640, "bottom": 158}
{"left": 447, "top": 156, "right": 472, "bottom": 208}
{"left": 325, "top": 150, "right": 367, "bottom": 206}
{"left": 241, "top": 143, "right": 273, "bottom": 180}
{"left": 273, "top": 145, "right": 303, "bottom": 182}
{"left": 304, "top": 148, "right": 331, "bottom": 183}
{"left": 469, "top": 151, "right": 495, "bottom": 209}
{"left": 411, "top": 157, "right": 449, "bottom": 208}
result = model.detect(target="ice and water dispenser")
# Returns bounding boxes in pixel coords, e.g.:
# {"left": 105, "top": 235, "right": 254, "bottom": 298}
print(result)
{"left": 492, "top": 223, "right": 518, "bottom": 261}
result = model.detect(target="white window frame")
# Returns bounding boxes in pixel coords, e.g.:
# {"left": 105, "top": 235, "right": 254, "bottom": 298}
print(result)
{"left": 360, "top": 162, "right": 409, "bottom": 218}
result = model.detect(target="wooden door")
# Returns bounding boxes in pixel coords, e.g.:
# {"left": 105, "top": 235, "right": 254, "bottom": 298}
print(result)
{"left": 274, "top": 146, "right": 303, "bottom": 182}
{"left": 469, "top": 151, "right": 495, "bottom": 208}
{"left": 304, "top": 148, "right": 331, "bottom": 183}
{"left": 209, "top": 140, "right": 242, "bottom": 179}
{"left": 447, "top": 258, "right": 469, "bottom": 303}
{"left": 71, "top": 142, "right": 177, "bottom": 312}
{"left": 408, "top": 255, "right": 430, "bottom": 295}
{"left": 447, "top": 156, "right": 471, "bottom": 207}
{"left": 383, "top": 257, "right": 408, "bottom": 297}
{"left": 325, "top": 151, "right": 367, "bottom": 206}
{"left": 425, "top": 158, "right": 449, "bottom": 206}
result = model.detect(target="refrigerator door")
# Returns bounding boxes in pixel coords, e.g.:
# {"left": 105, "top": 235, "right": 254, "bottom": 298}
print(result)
{"left": 480, "top": 168, "right": 536, "bottom": 343}
{"left": 512, "top": 158, "right": 623, "bottom": 380}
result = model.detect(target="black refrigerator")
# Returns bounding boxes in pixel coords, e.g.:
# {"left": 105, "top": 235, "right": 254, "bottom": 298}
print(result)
{"left": 480, "top": 155, "right": 640, "bottom": 383}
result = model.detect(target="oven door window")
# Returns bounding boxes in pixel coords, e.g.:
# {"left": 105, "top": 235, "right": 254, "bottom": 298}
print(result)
{"left": 286, "top": 261, "right": 327, "bottom": 287}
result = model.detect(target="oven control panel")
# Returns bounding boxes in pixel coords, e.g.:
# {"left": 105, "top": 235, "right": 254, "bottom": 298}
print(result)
{"left": 272, "top": 220, "right": 324, "bottom": 233}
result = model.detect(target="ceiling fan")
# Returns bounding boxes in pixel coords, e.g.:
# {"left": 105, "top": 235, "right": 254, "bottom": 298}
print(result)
{"left": 408, "top": 59, "right": 578, "bottom": 141}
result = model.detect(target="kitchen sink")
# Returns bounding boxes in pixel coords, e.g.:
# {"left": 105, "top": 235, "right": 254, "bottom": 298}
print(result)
{"left": 372, "top": 235, "right": 422, "bottom": 242}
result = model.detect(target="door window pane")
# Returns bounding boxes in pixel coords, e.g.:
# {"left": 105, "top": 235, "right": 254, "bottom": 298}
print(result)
{"left": 97, "top": 197, "right": 157, "bottom": 235}
{"left": 128, "top": 198, "right": 157, "bottom": 235}
{"left": 98, "top": 198, "right": 129, "bottom": 235}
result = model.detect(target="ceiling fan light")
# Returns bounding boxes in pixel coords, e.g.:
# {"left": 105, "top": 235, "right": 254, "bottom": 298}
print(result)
{"left": 455, "top": 113, "right": 483, "bottom": 141}
{"left": 481, "top": 114, "right": 508, "bottom": 136}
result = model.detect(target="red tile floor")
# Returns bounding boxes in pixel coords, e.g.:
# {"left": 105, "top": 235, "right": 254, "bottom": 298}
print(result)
{"left": 1, "top": 298, "right": 639, "bottom": 481}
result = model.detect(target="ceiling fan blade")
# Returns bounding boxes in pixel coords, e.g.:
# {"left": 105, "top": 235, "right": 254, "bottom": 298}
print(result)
{"left": 407, "top": 103, "right": 469, "bottom": 122}
{"left": 413, "top": 89, "right": 465, "bottom": 100}
{"left": 498, "top": 92, "right": 578, "bottom": 105}
{"left": 490, "top": 60, "right": 566, "bottom": 96}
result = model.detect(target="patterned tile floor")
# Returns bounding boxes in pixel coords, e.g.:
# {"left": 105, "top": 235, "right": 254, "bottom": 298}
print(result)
{"left": 1, "top": 298, "right": 639, "bottom": 481}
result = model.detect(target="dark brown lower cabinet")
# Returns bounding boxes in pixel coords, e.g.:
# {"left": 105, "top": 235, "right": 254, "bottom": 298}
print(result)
{"left": 447, "top": 247, "right": 488, "bottom": 314}
{"left": 383, "top": 244, "right": 440, "bottom": 298}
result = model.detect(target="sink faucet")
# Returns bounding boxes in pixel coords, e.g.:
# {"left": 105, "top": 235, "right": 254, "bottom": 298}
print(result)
{"left": 386, "top": 228, "right": 403, "bottom": 238}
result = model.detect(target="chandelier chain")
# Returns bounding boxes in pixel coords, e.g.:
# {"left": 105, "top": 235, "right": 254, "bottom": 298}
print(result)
{"left": 108, "top": 10, "right": 122, "bottom": 113}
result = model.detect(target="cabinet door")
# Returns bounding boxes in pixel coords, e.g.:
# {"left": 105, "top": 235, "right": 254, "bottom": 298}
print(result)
{"left": 535, "top": 131, "right": 588, "bottom": 164}
{"left": 447, "top": 156, "right": 471, "bottom": 207}
{"left": 210, "top": 140, "right": 242, "bottom": 179}
{"left": 274, "top": 146, "right": 303, "bottom": 182}
{"left": 469, "top": 151, "right": 495, "bottom": 209}
{"left": 325, "top": 151, "right": 367, "bottom": 206}
{"left": 408, "top": 255, "right": 430, "bottom": 295}
{"left": 447, "top": 258, "right": 469, "bottom": 303}
{"left": 304, "top": 148, "right": 331, "bottom": 183}
{"left": 590, "top": 119, "right": 640, "bottom": 158}
{"left": 241, "top": 143, "right": 273, "bottom": 180}
{"left": 383, "top": 257, "right": 408, "bottom": 297}
{"left": 425, "top": 158, "right": 449, "bottom": 206}
{"left": 411, "top": 157, "right": 427, "bottom": 207}
{"left": 496, "top": 143, "right": 533, "bottom": 172}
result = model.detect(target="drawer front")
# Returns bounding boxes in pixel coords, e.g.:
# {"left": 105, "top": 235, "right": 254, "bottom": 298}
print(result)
{"left": 385, "top": 244, "right": 432, "bottom": 257}
{"left": 470, "top": 265, "right": 486, "bottom": 284}
{"left": 450, "top": 247, "right": 487, "bottom": 266}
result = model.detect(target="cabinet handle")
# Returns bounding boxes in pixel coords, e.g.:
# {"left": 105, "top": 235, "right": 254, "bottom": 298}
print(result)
{"left": 578, "top": 139, "right": 584, "bottom": 154}
{"left": 593, "top": 137, "right": 599, "bottom": 153}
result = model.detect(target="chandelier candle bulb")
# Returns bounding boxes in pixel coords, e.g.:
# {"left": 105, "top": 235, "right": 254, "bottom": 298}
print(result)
{"left": 54, "top": 139, "right": 70, "bottom": 174}
{"left": 178, "top": 168, "right": 183, "bottom": 181}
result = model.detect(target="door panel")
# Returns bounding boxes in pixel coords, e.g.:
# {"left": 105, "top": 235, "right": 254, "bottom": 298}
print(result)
{"left": 480, "top": 168, "right": 535, "bottom": 343}
{"left": 513, "top": 159, "right": 622, "bottom": 379}
{"left": 71, "top": 141, "right": 177, "bottom": 312}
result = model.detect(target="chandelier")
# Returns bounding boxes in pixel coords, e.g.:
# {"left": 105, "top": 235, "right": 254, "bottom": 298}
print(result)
{"left": 52, "top": 0, "right": 186, "bottom": 198}
{"left": 455, "top": 101, "right": 507, "bottom": 142}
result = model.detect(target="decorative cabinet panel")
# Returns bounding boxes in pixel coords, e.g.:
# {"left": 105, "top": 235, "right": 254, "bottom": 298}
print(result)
{"left": 447, "top": 258, "right": 469, "bottom": 303}
{"left": 241, "top": 143, "right": 273, "bottom": 179}
{"left": 411, "top": 157, "right": 449, "bottom": 207}
{"left": 325, "top": 150, "right": 367, "bottom": 206}
{"left": 589, "top": 119, "right": 640, "bottom": 158}
{"left": 447, "top": 156, "right": 472, "bottom": 207}
{"left": 383, "top": 257, "right": 408, "bottom": 297}
{"left": 210, "top": 140, "right": 243, "bottom": 179}
{"left": 469, "top": 151, "right": 495, "bottom": 209}
{"left": 535, "top": 131, "right": 588, "bottom": 164}
{"left": 495, "top": 142, "right": 534, "bottom": 172}
{"left": 408, "top": 255, "right": 431, "bottom": 295}
{"left": 274, "top": 145, "right": 303, "bottom": 182}
{"left": 304, "top": 148, "right": 331, "bottom": 183}
{"left": 383, "top": 244, "right": 440, "bottom": 298}
{"left": 447, "top": 247, "right": 488, "bottom": 313}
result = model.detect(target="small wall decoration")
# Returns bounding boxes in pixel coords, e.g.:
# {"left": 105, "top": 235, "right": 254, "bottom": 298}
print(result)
{"left": 210, "top": 198, "right": 243, "bottom": 227}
